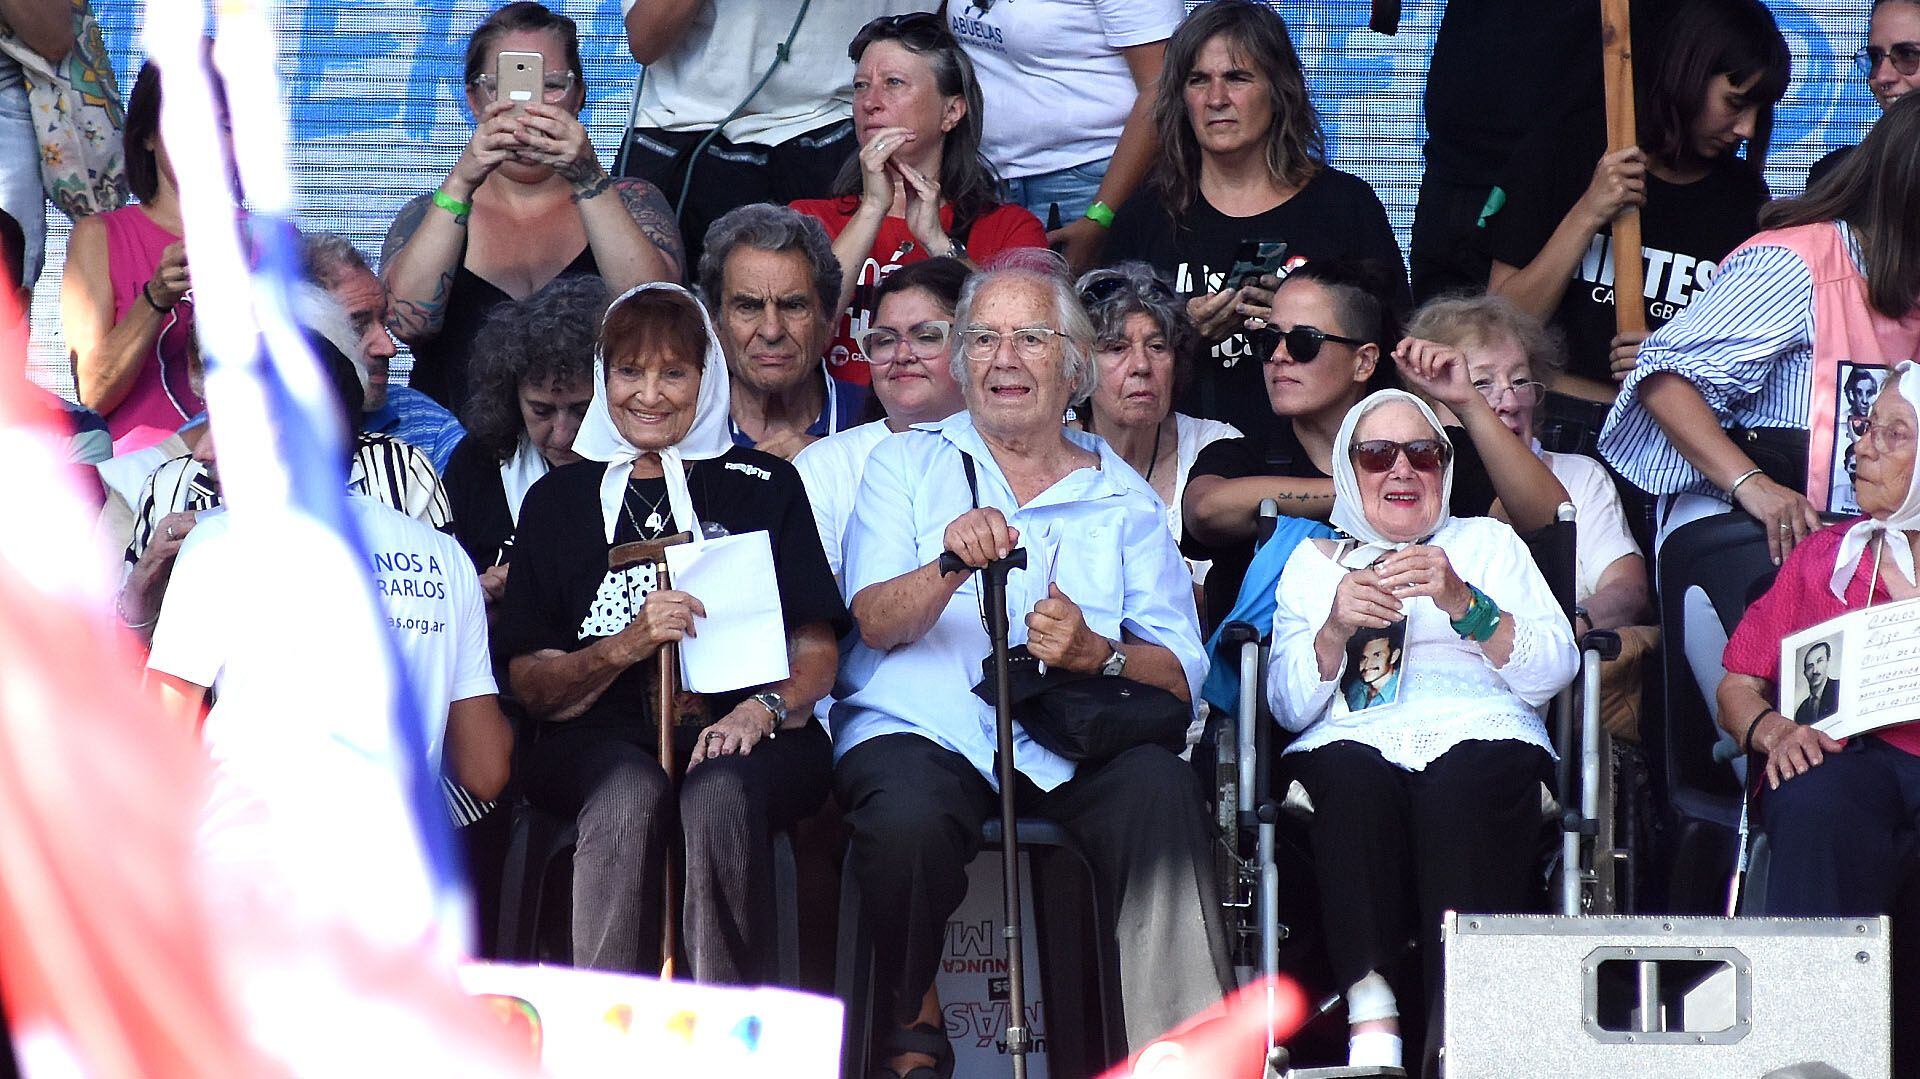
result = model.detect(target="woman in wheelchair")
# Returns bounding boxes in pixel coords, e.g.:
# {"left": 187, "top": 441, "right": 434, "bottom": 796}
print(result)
{"left": 1266, "top": 389, "right": 1578, "bottom": 1072}
{"left": 1717, "top": 362, "right": 1920, "bottom": 916}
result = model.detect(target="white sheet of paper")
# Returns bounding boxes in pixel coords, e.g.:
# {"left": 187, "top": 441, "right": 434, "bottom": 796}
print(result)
{"left": 665, "top": 530, "right": 790, "bottom": 694}
{"left": 1778, "top": 596, "right": 1920, "bottom": 740}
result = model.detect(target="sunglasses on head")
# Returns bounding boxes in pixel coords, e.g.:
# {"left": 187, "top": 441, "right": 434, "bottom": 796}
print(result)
{"left": 1350, "top": 438, "right": 1451, "bottom": 474}
{"left": 850, "top": 11, "right": 950, "bottom": 60}
{"left": 1079, "top": 273, "right": 1177, "bottom": 308}
{"left": 1253, "top": 324, "right": 1368, "bottom": 365}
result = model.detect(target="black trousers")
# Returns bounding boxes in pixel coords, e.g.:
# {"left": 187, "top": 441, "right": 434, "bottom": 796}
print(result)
{"left": 1761, "top": 736, "right": 1920, "bottom": 916}
{"left": 836, "top": 732, "right": 1234, "bottom": 1051}
{"left": 1409, "top": 173, "right": 1496, "bottom": 306}
{"left": 1283, "top": 739, "right": 1552, "bottom": 995}
{"left": 618, "top": 118, "right": 855, "bottom": 270}
{"left": 523, "top": 720, "right": 831, "bottom": 983}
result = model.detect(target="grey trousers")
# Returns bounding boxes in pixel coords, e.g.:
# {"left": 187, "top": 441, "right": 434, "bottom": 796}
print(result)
{"left": 837, "top": 732, "right": 1235, "bottom": 1050}
{"left": 524, "top": 721, "right": 831, "bottom": 982}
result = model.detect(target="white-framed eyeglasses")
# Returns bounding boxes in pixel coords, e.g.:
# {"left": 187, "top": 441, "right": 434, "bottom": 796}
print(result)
{"left": 470, "top": 70, "right": 576, "bottom": 103}
{"left": 858, "top": 320, "right": 951, "bottom": 365}
{"left": 958, "top": 326, "right": 1062, "bottom": 361}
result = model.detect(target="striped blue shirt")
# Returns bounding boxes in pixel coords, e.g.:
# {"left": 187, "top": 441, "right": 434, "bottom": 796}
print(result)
{"left": 1597, "top": 224, "right": 1853, "bottom": 498}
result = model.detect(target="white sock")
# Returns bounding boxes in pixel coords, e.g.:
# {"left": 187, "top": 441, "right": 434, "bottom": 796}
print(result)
{"left": 1348, "top": 1030, "right": 1403, "bottom": 1069}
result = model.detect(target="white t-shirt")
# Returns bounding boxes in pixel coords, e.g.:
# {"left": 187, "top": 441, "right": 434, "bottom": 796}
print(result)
{"left": 626, "top": 0, "right": 938, "bottom": 147}
{"left": 793, "top": 418, "right": 896, "bottom": 579}
{"left": 948, "top": 0, "right": 1182, "bottom": 179}
{"left": 148, "top": 495, "right": 496, "bottom": 768}
{"left": 1170, "top": 413, "right": 1242, "bottom": 545}
{"left": 1540, "top": 447, "right": 1643, "bottom": 604}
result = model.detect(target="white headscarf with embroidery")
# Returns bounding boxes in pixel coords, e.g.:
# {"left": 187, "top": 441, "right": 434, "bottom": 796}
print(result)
{"left": 1830, "top": 361, "right": 1920, "bottom": 600}
{"left": 1330, "top": 389, "right": 1456, "bottom": 569}
{"left": 571, "top": 282, "right": 734, "bottom": 543}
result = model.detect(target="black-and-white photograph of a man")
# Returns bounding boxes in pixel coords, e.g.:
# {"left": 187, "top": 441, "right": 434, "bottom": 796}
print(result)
{"left": 1792, "top": 637, "right": 1843, "bottom": 727}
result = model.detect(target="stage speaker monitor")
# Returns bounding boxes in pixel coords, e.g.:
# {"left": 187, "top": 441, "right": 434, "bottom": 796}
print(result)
{"left": 1441, "top": 913, "right": 1890, "bottom": 1079}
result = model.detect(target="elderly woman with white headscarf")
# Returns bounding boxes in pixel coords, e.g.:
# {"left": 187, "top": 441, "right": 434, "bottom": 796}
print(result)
{"left": 1266, "top": 388, "right": 1577, "bottom": 1073}
{"left": 494, "top": 282, "right": 844, "bottom": 982}
{"left": 1718, "top": 362, "right": 1920, "bottom": 918}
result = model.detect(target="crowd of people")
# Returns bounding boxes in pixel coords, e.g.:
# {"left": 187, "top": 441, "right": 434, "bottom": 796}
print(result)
{"left": 9, "top": 0, "right": 1920, "bottom": 1075}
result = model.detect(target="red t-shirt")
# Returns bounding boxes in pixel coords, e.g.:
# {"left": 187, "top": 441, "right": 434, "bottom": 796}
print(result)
{"left": 790, "top": 197, "right": 1047, "bottom": 386}
{"left": 1722, "top": 520, "right": 1920, "bottom": 757}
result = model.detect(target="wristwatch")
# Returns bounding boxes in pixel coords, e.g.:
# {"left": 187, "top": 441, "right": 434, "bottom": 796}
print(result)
{"left": 939, "top": 238, "right": 969, "bottom": 261}
{"left": 1099, "top": 645, "right": 1128, "bottom": 678}
{"left": 750, "top": 690, "right": 788, "bottom": 734}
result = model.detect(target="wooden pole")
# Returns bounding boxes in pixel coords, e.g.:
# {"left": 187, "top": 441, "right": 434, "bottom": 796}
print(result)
{"left": 1600, "top": 0, "right": 1648, "bottom": 335}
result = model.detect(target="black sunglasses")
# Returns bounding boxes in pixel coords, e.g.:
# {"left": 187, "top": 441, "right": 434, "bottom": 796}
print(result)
{"left": 850, "top": 11, "right": 950, "bottom": 60}
{"left": 1351, "top": 438, "right": 1451, "bottom": 474}
{"left": 1080, "top": 273, "right": 1177, "bottom": 308}
{"left": 1253, "top": 324, "right": 1368, "bottom": 365}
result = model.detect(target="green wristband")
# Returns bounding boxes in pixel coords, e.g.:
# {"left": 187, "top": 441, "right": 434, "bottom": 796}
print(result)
{"left": 1450, "top": 585, "right": 1501, "bottom": 642}
{"left": 1083, "top": 200, "right": 1116, "bottom": 229}
{"left": 431, "top": 188, "right": 472, "bottom": 219}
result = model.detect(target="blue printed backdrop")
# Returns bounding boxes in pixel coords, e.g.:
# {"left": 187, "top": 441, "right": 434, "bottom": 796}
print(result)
{"left": 26, "top": 0, "right": 1884, "bottom": 393}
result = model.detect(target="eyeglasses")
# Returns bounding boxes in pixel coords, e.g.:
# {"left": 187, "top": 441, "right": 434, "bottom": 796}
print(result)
{"left": 958, "top": 326, "right": 1062, "bottom": 361}
{"left": 1350, "top": 438, "right": 1452, "bottom": 474}
{"left": 1848, "top": 414, "right": 1916, "bottom": 452}
{"left": 850, "top": 11, "right": 950, "bottom": 61}
{"left": 470, "top": 70, "right": 577, "bottom": 103}
{"left": 1856, "top": 42, "right": 1920, "bottom": 77}
{"left": 1253, "top": 324, "right": 1367, "bottom": 365}
{"left": 1079, "top": 273, "right": 1177, "bottom": 308}
{"left": 858, "top": 320, "right": 951, "bottom": 365}
{"left": 1473, "top": 378, "right": 1548, "bottom": 408}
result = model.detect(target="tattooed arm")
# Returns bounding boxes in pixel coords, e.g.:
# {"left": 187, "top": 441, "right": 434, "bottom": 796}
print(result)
{"left": 381, "top": 191, "right": 461, "bottom": 343}
{"left": 518, "top": 103, "right": 683, "bottom": 286}
{"left": 1181, "top": 473, "right": 1336, "bottom": 545}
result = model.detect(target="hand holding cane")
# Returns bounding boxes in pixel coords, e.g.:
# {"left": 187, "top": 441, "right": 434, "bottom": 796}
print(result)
{"left": 611, "top": 531, "right": 694, "bottom": 977}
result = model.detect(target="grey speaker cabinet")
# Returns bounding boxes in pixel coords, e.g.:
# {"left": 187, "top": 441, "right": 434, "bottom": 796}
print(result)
{"left": 1441, "top": 913, "right": 1890, "bottom": 1078}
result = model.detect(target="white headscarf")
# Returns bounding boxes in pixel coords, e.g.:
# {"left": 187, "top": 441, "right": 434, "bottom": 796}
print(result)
{"left": 1830, "top": 361, "right": 1920, "bottom": 600}
{"left": 570, "top": 282, "right": 734, "bottom": 544}
{"left": 1329, "top": 389, "right": 1456, "bottom": 569}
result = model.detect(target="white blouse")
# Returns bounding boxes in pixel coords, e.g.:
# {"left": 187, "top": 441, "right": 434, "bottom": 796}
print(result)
{"left": 1265, "top": 515, "right": 1578, "bottom": 770}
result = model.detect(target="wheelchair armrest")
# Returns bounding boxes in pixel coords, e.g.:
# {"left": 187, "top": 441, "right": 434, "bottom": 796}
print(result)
{"left": 1579, "top": 628, "right": 1622, "bottom": 661}
{"left": 1220, "top": 621, "right": 1262, "bottom": 646}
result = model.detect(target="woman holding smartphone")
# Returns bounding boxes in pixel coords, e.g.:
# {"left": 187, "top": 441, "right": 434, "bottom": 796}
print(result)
{"left": 382, "top": 1, "right": 684, "bottom": 414}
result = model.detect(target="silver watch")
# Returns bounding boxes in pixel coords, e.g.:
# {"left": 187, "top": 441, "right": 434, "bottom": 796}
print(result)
{"left": 750, "top": 690, "right": 789, "bottom": 731}
{"left": 1099, "top": 646, "right": 1128, "bottom": 678}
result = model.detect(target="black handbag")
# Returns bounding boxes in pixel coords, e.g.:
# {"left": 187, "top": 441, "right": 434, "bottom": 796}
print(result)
{"left": 1727, "top": 424, "right": 1811, "bottom": 493}
{"left": 956, "top": 455, "right": 1191, "bottom": 762}
{"left": 969, "top": 644, "right": 1190, "bottom": 762}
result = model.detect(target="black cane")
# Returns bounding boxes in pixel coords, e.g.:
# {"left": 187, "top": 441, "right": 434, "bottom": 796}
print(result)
{"left": 941, "top": 548, "right": 1032, "bottom": 1077}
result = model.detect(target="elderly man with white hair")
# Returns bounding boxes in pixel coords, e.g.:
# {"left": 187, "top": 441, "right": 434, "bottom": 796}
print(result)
{"left": 833, "top": 256, "right": 1231, "bottom": 1078}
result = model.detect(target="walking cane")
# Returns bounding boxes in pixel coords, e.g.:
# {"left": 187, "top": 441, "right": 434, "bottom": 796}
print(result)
{"left": 940, "top": 547, "right": 1032, "bottom": 1079}
{"left": 1601, "top": 0, "right": 1648, "bottom": 339}
{"left": 612, "top": 531, "right": 694, "bottom": 978}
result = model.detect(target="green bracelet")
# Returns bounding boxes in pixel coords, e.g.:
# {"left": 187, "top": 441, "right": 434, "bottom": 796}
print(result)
{"left": 1083, "top": 200, "right": 1116, "bottom": 229}
{"left": 431, "top": 188, "right": 472, "bottom": 219}
{"left": 1449, "top": 585, "right": 1501, "bottom": 642}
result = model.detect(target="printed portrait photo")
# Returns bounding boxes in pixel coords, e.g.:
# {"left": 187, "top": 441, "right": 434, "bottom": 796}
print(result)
{"left": 1790, "top": 635, "right": 1843, "bottom": 727}
{"left": 1341, "top": 623, "right": 1407, "bottom": 713}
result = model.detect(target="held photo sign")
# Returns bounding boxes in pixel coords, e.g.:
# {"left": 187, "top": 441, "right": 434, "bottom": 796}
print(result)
{"left": 1778, "top": 596, "right": 1920, "bottom": 741}
{"left": 1807, "top": 360, "right": 1891, "bottom": 516}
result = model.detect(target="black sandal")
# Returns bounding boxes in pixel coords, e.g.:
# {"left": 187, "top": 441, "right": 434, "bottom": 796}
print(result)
{"left": 867, "top": 1022, "right": 953, "bottom": 1079}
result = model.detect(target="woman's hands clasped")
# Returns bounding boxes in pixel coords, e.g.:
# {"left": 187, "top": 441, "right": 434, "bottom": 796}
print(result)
{"left": 857, "top": 126, "right": 954, "bottom": 257}
{"left": 1324, "top": 545, "right": 1473, "bottom": 640}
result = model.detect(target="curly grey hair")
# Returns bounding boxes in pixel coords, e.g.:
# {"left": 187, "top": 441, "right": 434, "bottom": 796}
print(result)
{"left": 463, "top": 274, "right": 612, "bottom": 463}
{"left": 950, "top": 250, "right": 1097, "bottom": 404}
{"left": 697, "top": 203, "right": 843, "bottom": 317}
{"left": 1073, "top": 261, "right": 1199, "bottom": 391}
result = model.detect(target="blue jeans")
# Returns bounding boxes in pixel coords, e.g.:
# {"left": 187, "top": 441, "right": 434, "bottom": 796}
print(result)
{"left": 1000, "top": 158, "right": 1110, "bottom": 230}
{"left": 0, "top": 61, "right": 44, "bottom": 288}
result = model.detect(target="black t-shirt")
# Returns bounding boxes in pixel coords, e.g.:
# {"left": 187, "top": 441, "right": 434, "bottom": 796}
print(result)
{"left": 1182, "top": 424, "right": 1500, "bottom": 623}
{"left": 1105, "top": 169, "right": 1411, "bottom": 442}
{"left": 1423, "top": 0, "right": 1601, "bottom": 185}
{"left": 443, "top": 435, "right": 515, "bottom": 574}
{"left": 496, "top": 447, "right": 846, "bottom": 736}
{"left": 1481, "top": 111, "right": 1769, "bottom": 383}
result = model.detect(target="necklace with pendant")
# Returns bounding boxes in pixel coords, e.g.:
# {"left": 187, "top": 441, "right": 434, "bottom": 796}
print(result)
{"left": 622, "top": 483, "right": 672, "bottom": 540}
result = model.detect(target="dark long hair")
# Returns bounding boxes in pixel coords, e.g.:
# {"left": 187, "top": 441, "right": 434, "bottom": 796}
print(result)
{"left": 1150, "top": 0, "right": 1325, "bottom": 221}
{"left": 124, "top": 41, "right": 228, "bottom": 204}
{"left": 1761, "top": 93, "right": 1920, "bottom": 318}
{"left": 1637, "top": 0, "right": 1790, "bottom": 170}
{"left": 831, "top": 13, "right": 1003, "bottom": 240}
